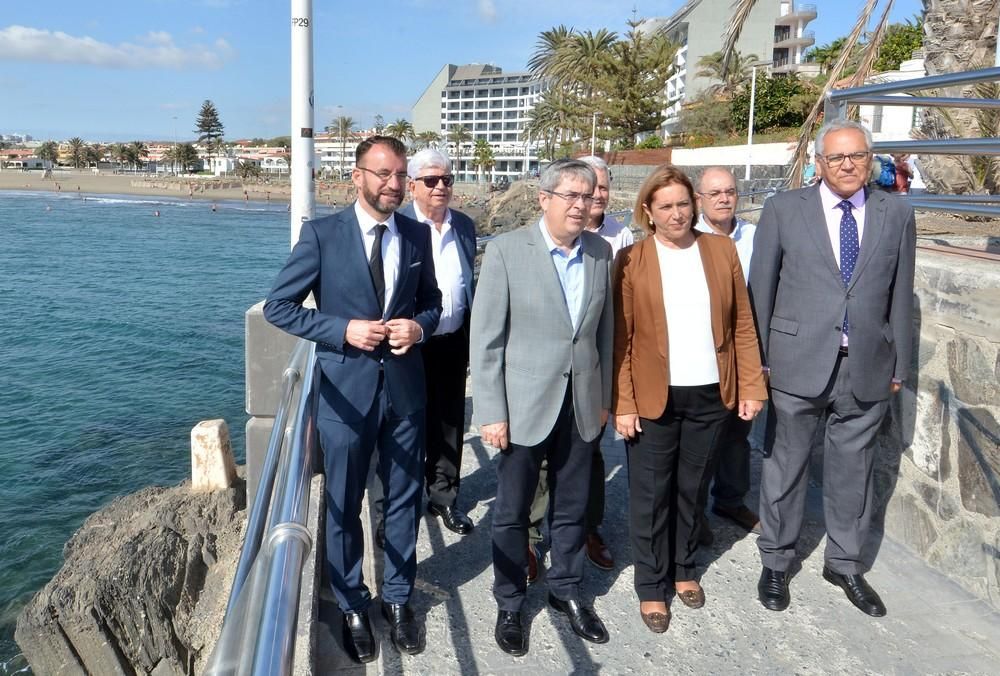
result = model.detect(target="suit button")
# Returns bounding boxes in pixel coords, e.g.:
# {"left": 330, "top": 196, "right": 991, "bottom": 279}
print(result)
{"left": 563, "top": 372, "right": 570, "bottom": 378}
{"left": 573, "top": 337, "right": 578, "bottom": 344}
{"left": 835, "top": 325, "right": 842, "bottom": 331}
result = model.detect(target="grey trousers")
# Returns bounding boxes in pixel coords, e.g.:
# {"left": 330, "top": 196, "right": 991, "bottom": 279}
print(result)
{"left": 757, "top": 353, "right": 888, "bottom": 575}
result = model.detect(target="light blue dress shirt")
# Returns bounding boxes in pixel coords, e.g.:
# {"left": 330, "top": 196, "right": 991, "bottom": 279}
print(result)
{"left": 538, "top": 220, "right": 584, "bottom": 332}
{"left": 695, "top": 214, "right": 756, "bottom": 282}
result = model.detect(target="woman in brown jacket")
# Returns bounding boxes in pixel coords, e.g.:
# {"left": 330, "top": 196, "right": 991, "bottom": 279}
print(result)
{"left": 612, "top": 164, "right": 766, "bottom": 633}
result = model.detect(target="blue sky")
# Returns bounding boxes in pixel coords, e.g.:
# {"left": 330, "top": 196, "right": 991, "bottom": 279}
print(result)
{"left": 0, "top": 0, "right": 922, "bottom": 142}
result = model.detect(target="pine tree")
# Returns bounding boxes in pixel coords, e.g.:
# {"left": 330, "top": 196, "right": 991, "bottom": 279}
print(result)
{"left": 195, "top": 100, "right": 225, "bottom": 171}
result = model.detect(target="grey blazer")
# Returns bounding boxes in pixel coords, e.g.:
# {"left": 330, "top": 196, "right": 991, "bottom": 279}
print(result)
{"left": 399, "top": 203, "right": 477, "bottom": 313}
{"left": 749, "top": 184, "right": 916, "bottom": 402}
{"left": 470, "top": 223, "right": 614, "bottom": 446}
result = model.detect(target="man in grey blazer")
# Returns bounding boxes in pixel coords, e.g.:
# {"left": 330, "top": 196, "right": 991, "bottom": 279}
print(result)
{"left": 749, "top": 119, "right": 916, "bottom": 617}
{"left": 471, "top": 159, "right": 614, "bottom": 655}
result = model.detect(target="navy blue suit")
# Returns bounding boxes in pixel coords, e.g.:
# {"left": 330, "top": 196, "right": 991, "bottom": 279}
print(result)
{"left": 264, "top": 205, "right": 442, "bottom": 611}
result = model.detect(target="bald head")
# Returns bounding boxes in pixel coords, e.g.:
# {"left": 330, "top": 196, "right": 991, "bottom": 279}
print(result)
{"left": 695, "top": 167, "right": 739, "bottom": 233}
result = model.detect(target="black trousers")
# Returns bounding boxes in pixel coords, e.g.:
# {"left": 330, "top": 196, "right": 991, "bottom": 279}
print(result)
{"left": 492, "top": 384, "right": 592, "bottom": 611}
{"left": 710, "top": 412, "right": 752, "bottom": 509}
{"left": 528, "top": 428, "right": 605, "bottom": 546}
{"left": 420, "top": 328, "right": 470, "bottom": 507}
{"left": 627, "top": 384, "right": 729, "bottom": 600}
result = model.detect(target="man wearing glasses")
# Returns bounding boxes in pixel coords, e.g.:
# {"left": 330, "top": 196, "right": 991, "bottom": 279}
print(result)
{"left": 472, "top": 159, "right": 614, "bottom": 655}
{"left": 694, "top": 167, "right": 762, "bottom": 541}
{"left": 264, "top": 136, "right": 442, "bottom": 662}
{"left": 750, "top": 120, "right": 915, "bottom": 618}
{"left": 400, "top": 149, "right": 478, "bottom": 536}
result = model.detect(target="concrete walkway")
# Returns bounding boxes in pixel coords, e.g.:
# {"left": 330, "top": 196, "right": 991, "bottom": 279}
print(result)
{"left": 316, "top": 404, "right": 1000, "bottom": 675}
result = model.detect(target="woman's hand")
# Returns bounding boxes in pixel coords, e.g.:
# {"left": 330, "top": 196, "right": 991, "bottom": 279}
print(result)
{"left": 614, "top": 414, "right": 643, "bottom": 440}
{"left": 738, "top": 400, "right": 765, "bottom": 421}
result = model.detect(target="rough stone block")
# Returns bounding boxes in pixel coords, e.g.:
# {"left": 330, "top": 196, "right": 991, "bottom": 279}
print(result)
{"left": 928, "top": 519, "right": 990, "bottom": 595}
{"left": 947, "top": 336, "right": 1000, "bottom": 408}
{"left": 906, "top": 386, "right": 948, "bottom": 480}
{"left": 884, "top": 493, "right": 939, "bottom": 556}
{"left": 956, "top": 407, "right": 1000, "bottom": 517}
{"left": 191, "top": 419, "right": 237, "bottom": 492}
{"left": 914, "top": 480, "right": 959, "bottom": 521}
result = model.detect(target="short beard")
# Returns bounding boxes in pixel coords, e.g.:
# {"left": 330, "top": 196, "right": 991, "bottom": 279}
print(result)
{"left": 362, "top": 183, "right": 401, "bottom": 216}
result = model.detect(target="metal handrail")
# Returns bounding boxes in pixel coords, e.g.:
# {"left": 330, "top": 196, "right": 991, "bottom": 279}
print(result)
{"left": 205, "top": 339, "right": 317, "bottom": 676}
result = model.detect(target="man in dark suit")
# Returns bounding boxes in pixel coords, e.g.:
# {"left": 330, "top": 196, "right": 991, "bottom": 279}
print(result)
{"left": 263, "top": 136, "right": 441, "bottom": 661}
{"left": 400, "top": 148, "right": 477, "bottom": 534}
{"left": 750, "top": 119, "right": 916, "bottom": 617}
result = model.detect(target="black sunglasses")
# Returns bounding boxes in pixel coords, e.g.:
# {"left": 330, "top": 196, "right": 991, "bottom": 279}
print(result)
{"left": 413, "top": 174, "right": 455, "bottom": 188}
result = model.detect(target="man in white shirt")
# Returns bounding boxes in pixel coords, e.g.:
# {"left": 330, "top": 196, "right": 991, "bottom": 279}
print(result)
{"left": 400, "top": 149, "right": 478, "bottom": 536}
{"left": 694, "top": 167, "right": 761, "bottom": 540}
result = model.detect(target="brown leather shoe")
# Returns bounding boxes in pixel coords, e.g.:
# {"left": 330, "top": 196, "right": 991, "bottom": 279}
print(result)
{"left": 585, "top": 532, "right": 614, "bottom": 571}
{"left": 676, "top": 585, "right": 706, "bottom": 609}
{"left": 712, "top": 503, "right": 762, "bottom": 534}
{"left": 640, "top": 605, "right": 671, "bottom": 633}
{"left": 527, "top": 544, "right": 540, "bottom": 584}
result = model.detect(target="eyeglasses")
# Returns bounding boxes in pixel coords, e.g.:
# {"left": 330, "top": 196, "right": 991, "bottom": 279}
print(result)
{"left": 356, "top": 166, "right": 408, "bottom": 184}
{"left": 546, "top": 190, "right": 594, "bottom": 205}
{"left": 698, "top": 188, "right": 738, "bottom": 200}
{"left": 413, "top": 174, "right": 455, "bottom": 188}
{"left": 819, "top": 151, "right": 870, "bottom": 167}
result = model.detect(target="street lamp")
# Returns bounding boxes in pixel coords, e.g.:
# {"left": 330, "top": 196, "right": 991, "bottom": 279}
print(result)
{"left": 745, "top": 60, "right": 773, "bottom": 181}
{"left": 172, "top": 115, "right": 178, "bottom": 174}
{"left": 590, "top": 111, "right": 597, "bottom": 155}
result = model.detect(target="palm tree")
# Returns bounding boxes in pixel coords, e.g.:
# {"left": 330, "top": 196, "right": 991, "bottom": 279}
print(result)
{"left": 384, "top": 119, "right": 415, "bottom": 145}
{"left": 326, "top": 115, "right": 355, "bottom": 177}
{"left": 473, "top": 139, "right": 496, "bottom": 185}
{"left": 36, "top": 141, "right": 59, "bottom": 167}
{"left": 415, "top": 131, "right": 441, "bottom": 150}
{"left": 169, "top": 142, "right": 201, "bottom": 173}
{"left": 84, "top": 144, "right": 103, "bottom": 169}
{"left": 695, "top": 50, "right": 759, "bottom": 98}
{"left": 67, "top": 137, "right": 86, "bottom": 169}
{"left": 447, "top": 125, "right": 473, "bottom": 181}
{"left": 128, "top": 141, "right": 149, "bottom": 173}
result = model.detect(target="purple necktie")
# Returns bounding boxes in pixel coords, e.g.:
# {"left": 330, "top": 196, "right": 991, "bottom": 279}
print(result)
{"left": 837, "top": 200, "right": 859, "bottom": 334}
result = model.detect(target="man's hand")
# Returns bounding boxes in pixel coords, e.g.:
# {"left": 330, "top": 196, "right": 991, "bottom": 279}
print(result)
{"left": 345, "top": 319, "right": 387, "bottom": 351}
{"left": 480, "top": 421, "right": 509, "bottom": 451}
{"left": 890, "top": 381, "right": 903, "bottom": 394}
{"left": 614, "top": 413, "right": 643, "bottom": 440}
{"left": 738, "top": 399, "right": 765, "bottom": 421}
{"left": 385, "top": 318, "right": 422, "bottom": 355}
{"left": 600, "top": 408, "right": 609, "bottom": 427}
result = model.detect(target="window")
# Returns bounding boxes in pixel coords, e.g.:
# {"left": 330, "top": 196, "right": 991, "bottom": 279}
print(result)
{"left": 871, "top": 105, "right": 883, "bottom": 133}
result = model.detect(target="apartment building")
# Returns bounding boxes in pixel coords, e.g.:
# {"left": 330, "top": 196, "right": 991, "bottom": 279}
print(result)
{"left": 412, "top": 63, "right": 545, "bottom": 181}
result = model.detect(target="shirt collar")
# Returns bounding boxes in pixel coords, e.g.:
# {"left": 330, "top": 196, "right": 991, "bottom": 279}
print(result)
{"left": 819, "top": 181, "right": 866, "bottom": 212}
{"left": 354, "top": 200, "right": 398, "bottom": 235}
{"left": 538, "top": 219, "right": 581, "bottom": 258}
{"left": 411, "top": 202, "right": 452, "bottom": 229}
{"left": 695, "top": 213, "right": 751, "bottom": 240}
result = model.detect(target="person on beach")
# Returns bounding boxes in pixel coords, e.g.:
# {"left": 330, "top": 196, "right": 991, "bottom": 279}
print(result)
{"left": 264, "top": 136, "right": 441, "bottom": 663}
{"left": 750, "top": 119, "right": 916, "bottom": 618}
{"left": 526, "top": 154, "right": 633, "bottom": 580}
{"left": 613, "top": 164, "right": 765, "bottom": 633}
{"left": 472, "top": 158, "right": 614, "bottom": 655}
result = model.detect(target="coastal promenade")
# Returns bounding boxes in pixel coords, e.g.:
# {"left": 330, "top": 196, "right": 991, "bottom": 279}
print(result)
{"left": 315, "top": 397, "right": 1000, "bottom": 675}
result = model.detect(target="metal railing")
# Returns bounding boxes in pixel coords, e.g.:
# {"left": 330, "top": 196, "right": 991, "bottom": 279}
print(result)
{"left": 825, "top": 66, "right": 1000, "bottom": 219}
{"left": 205, "top": 339, "right": 317, "bottom": 676}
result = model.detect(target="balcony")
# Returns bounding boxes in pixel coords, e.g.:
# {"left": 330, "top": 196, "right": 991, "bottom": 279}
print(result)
{"left": 776, "top": 2, "right": 817, "bottom": 24}
{"left": 774, "top": 30, "right": 815, "bottom": 48}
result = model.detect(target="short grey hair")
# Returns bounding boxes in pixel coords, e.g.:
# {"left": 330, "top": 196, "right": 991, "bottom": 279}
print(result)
{"left": 815, "top": 119, "right": 873, "bottom": 157}
{"left": 408, "top": 148, "right": 452, "bottom": 177}
{"left": 539, "top": 158, "right": 596, "bottom": 194}
{"left": 578, "top": 155, "right": 609, "bottom": 175}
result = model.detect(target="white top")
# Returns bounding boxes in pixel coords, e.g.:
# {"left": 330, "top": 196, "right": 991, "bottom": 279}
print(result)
{"left": 354, "top": 201, "right": 399, "bottom": 316}
{"left": 695, "top": 214, "right": 756, "bottom": 282}
{"left": 818, "top": 181, "right": 867, "bottom": 347}
{"left": 591, "top": 214, "right": 635, "bottom": 258}
{"left": 412, "top": 203, "right": 466, "bottom": 335}
{"left": 655, "top": 238, "right": 719, "bottom": 386}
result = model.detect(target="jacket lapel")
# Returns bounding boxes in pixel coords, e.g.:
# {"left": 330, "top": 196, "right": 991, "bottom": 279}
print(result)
{"left": 695, "top": 233, "right": 726, "bottom": 349}
{"left": 386, "top": 219, "right": 413, "bottom": 319}
{"left": 576, "top": 234, "right": 598, "bottom": 339}
{"left": 527, "top": 222, "right": 574, "bottom": 332}
{"left": 848, "top": 188, "right": 886, "bottom": 290}
{"left": 338, "top": 207, "right": 382, "bottom": 315}
{"left": 801, "top": 186, "right": 842, "bottom": 283}
{"left": 640, "top": 238, "right": 668, "bottom": 360}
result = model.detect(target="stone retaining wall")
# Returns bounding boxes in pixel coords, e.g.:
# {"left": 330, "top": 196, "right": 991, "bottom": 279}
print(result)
{"left": 874, "top": 238, "right": 1000, "bottom": 607}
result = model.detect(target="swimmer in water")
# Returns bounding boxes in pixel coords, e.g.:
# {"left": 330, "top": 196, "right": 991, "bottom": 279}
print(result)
{"left": 211, "top": 203, "right": 217, "bottom": 212}
{"left": 154, "top": 210, "right": 160, "bottom": 217}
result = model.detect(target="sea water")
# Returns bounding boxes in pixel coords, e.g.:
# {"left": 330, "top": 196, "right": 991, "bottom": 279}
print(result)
{"left": 0, "top": 190, "right": 325, "bottom": 672}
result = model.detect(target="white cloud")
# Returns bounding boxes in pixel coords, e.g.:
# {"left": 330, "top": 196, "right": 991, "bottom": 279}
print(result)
{"left": 478, "top": 0, "right": 498, "bottom": 23}
{"left": 0, "top": 25, "right": 235, "bottom": 70}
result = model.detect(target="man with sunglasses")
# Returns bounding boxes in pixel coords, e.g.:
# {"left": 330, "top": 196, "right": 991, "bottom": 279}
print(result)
{"left": 750, "top": 120, "right": 915, "bottom": 618}
{"left": 264, "top": 136, "right": 442, "bottom": 662}
{"left": 694, "top": 167, "right": 762, "bottom": 542}
{"left": 472, "top": 158, "right": 614, "bottom": 655}
{"left": 400, "top": 149, "right": 478, "bottom": 536}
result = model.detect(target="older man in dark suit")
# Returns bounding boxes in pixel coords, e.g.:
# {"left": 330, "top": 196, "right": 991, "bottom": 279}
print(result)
{"left": 264, "top": 136, "right": 441, "bottom": 661}
{"left": 750, "top": 119, "right": 916, "bottom": 617}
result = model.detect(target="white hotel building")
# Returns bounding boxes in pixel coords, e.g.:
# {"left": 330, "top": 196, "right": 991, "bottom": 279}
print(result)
{"left": 412, "top": 63, "right": 546, "bottom": 182}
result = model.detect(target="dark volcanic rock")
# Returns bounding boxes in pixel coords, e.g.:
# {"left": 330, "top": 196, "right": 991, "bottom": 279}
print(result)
{"left": 15, "top": 479, "right": 246, "bottom": 676}
{"left": 482, "top": 180, "right": 541, "bottom": 236}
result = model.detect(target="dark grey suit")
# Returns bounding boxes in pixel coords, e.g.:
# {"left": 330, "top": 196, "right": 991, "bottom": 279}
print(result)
{"left": 749, "top": 184, "right": 915, "bottom": 574}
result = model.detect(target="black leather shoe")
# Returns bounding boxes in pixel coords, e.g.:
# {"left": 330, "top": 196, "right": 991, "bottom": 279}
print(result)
{"left": 428, "top": 502, "right": 474, "bottom": 535}
{"left": 822, "top": 567, "right": 887, "bottom": 617}
{"left": 342, "top": 610, "right": 377, "bottom": 663}
{"left": 375, "top": 520, "right": 385, "bottom": 550}
{"left": 494, "top": 610, "right": 528, "bottom": 656}
{"left": 547, "top": 594, "right": 609, "bottom": 644}
{"left": 381, "top": 602, "right": 424, "bottom": 655}
{"left": 757, "top": 567, "right": 790, "bottom": 611}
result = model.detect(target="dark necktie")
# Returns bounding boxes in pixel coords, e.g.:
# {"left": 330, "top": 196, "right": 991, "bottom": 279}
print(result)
{"left": 837, "top": 200, "right": 859, "bottom": 335}
{"left": 369, "top": 223, "right": 387, "bottom": 313}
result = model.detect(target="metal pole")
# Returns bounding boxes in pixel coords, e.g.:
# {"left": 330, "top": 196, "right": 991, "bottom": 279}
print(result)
{"left": 524, "top": 131, "right": 530, "bottom": 177}
{"left": 590, "top": 112, "right": 597, "bottom": 156}
{"left": 745, "top": 65, "right": 758, "bottom": 181}
{"left": 290, "top": 0, "right": 315, "bottom": 248}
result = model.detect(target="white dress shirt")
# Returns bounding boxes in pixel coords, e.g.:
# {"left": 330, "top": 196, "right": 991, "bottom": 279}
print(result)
{"left": 655, "top": 238, "right": 719, "bottom": 386}
{"left": 819, "top": 181, "right": 867, "bottom": 347}
{"left": 354, "top": 201, "right": 399, "bottom": 316}
{"left": 412, "top": 203, "right": 467, "bottom": 336}
{"left": 591, "top": 213, "right": 635, "bottom": 258}
{"left": 695, "top": 214, "right": 756, "bottom": 282}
